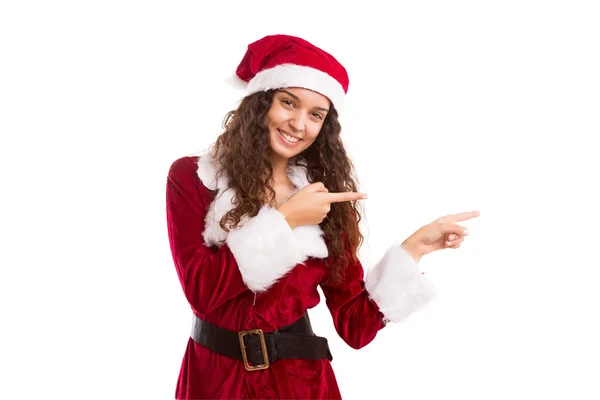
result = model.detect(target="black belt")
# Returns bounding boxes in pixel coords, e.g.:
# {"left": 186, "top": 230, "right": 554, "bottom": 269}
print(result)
{"left": 191, "top": 312, "right": 333, "bottom": 371}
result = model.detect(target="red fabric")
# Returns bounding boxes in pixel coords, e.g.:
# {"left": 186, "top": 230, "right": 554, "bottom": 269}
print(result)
{"left": 235, "top": 34, "right": 349, "bottom": 93}
{"left": 166, "top": 156, "right": 386, "bottom": 399}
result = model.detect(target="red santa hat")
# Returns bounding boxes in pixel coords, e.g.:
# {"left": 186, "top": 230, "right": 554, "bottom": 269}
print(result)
{"left": 230, "top": 34, "right": 349, "bottom": 113}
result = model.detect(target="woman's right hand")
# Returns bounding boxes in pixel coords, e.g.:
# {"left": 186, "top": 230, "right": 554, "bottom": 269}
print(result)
{"left": 276, "top": 182, "right": 367, "bottom": 229}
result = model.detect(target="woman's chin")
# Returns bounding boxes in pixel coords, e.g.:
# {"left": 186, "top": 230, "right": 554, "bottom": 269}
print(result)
{"left": 270, "top": 147, "right": 294, "bottom": 160}
{"left": 270, "top": 138, "right": 300, "bottom": 159}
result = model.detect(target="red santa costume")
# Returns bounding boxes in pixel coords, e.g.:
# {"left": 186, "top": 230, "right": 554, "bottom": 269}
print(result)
{"left": 166, "top": 34, "right": 436, "bottom": 399}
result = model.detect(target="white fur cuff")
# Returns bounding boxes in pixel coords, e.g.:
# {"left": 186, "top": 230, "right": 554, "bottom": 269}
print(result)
{"left": 226, "top": 205, "right": 306, "bottom": 293}
{"left": 365, "top": 245, "right": 436, "bottom": 324}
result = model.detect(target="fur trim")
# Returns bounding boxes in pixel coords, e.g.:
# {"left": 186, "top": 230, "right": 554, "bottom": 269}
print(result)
{"left": 226, "top": 73, "right": 248, "bottom": 91}
{"left": 286, "top": 162, "right": 310, "bottom": 189}
{"left": 226, "top": 205, "right": 307, "bottom": 292}
{"left": 196, "top": 147, "right": 226, "bottom": 190}
{"left": 292, "top": 224, "right": 329, "bottom": 259}
{"left": 196, "top": 147, "right": 235, "bottom": 247}
{"left": 365, "top": 245, "right": 437, "bottom": 324}
{"left": 202, "top": 187, "right": 235, "bottom": 248}
{"left": 246, "top": 64, "right": 346, "bottom": 112}
{"left": 195, "top": 149, "right": 329, "bottom": 292}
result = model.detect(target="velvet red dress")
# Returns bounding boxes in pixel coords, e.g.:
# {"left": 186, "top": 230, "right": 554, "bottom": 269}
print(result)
{"left": 166, "top": 150, "right": 436, "bottom": 399}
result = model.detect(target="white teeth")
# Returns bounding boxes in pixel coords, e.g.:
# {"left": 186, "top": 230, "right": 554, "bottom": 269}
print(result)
{"left": 279, "top": 129, "right": 300, "bottom": 143}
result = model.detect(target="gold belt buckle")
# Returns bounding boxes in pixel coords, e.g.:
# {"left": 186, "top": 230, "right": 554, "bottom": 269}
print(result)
{"left": 238, "top": 329, "right": 270, "bottom": 371}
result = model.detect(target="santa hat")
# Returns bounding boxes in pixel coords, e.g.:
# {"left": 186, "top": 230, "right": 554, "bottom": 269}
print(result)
{"left": 229, "top": 34, "right": 349, "bottom": 113}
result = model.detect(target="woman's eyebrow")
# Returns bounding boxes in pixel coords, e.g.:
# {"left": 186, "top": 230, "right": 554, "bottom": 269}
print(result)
{"left": 278, "top": 89, "right": 329, "bottom": 113}
{"left": 278, "top": 89, "right": 300, "bottom": 100}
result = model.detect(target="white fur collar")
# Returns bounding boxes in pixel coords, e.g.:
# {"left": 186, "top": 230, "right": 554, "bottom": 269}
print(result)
{"left": 195, "top": 148, "right": 328, "bottom": 259}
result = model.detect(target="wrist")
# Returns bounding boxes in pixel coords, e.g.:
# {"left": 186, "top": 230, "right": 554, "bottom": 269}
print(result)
{"left": 276, "top": 204, "right": 297, "bottom": 230}
{"left": 400, "top": 239, "right": 423, "bottom": 263}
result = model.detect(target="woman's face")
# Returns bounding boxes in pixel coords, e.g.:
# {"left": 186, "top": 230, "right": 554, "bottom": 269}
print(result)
{"left": 265, "top": 87, "right": 331, "bottom": 160}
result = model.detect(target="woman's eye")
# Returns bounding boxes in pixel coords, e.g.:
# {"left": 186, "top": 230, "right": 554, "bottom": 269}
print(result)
{"left": 312, "top": 112, "right": 323, "bottom": 120}
{"left": 282, "top": 99, "right": 294, "bottom": 107}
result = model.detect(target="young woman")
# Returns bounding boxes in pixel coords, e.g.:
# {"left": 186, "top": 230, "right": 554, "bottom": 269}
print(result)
{"left": 166, "top": 34, "right": 479, "bottom": 399}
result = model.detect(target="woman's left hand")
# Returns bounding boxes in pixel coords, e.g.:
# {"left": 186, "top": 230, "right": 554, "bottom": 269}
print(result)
{"left": 401, "top": 210, "right": 480, "bottom": 262}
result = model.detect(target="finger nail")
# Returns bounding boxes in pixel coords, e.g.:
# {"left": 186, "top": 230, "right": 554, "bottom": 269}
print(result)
{"left": 463, "top": 230, "right": 469, "bottom": 235}
{"left": 361, "top": 194, "right": 368, "bottom": 199}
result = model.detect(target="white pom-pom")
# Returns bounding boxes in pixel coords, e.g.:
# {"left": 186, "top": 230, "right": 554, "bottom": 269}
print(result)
{"left": 226, "top": 73, "right": 248, "bottom": 91}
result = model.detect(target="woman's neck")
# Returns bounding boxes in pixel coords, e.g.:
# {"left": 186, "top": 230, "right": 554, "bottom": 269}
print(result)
{"left": 269, "top": 152, "right": 292, "bottom": 186}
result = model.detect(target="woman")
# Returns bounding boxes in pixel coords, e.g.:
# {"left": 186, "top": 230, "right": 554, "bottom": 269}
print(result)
{"left": 166, "top": 34, "right": 479, "bottom": 399}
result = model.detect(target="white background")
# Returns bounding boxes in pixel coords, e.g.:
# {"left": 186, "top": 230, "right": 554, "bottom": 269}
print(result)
{"left": 1, "top": 1, "right": 599, "bottom": 399}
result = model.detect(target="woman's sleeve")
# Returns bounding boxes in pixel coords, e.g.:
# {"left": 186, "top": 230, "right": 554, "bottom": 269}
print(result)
{"left": 319, "top": 243, "right": 436, "bottom": 350}
{"left": 166, "top": 156, "right": 313, "bottom": 315}
{"left": 166, "top": 157, "right": 249, "bottom": 315}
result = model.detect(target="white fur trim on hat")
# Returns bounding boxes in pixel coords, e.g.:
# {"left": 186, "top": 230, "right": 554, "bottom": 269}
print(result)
{"left": 364, "top": 245, "right": 437, "bottom": 324}
{"left": 245, "top": 64, "right": 346, "bottom": 113}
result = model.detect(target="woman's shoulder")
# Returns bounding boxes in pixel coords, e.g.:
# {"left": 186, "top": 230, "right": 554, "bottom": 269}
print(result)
{"left": 168, "top": 155, "right": 200, "bottom": 177}
{"left": 168, "top": 149, "right": 223, "bottom": 192}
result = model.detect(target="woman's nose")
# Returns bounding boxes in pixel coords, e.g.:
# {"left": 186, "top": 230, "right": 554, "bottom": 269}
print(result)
{"left": 289, "top": 113, "right": 306, "bottom": 132}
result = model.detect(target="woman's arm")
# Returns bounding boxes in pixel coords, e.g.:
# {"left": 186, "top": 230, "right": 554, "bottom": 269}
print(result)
{"left": 319, "top": 242, "right": 436, "bottom": 349}
{"left": 166, "top": 157, "right": 249, "bottom": 315}
{"left": 167, "top": 156, "right": 315, "bottom": 314}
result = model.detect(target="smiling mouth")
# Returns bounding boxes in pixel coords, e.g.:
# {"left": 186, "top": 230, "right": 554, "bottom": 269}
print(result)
{"left": 277, "top": 129, "right": 303, "bottom": 143}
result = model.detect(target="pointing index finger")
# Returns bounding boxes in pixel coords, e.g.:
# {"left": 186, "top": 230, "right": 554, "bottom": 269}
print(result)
{"left": 325, "top": 192, "right": 368, "bottom": 203}
{"left": 450, "top": 210, "right": 481, "bottom": 222}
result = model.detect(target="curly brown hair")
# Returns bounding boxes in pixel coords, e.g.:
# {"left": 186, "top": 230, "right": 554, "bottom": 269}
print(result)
{"left": 209, "top": 89, "right": 365, "bottom": 283}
